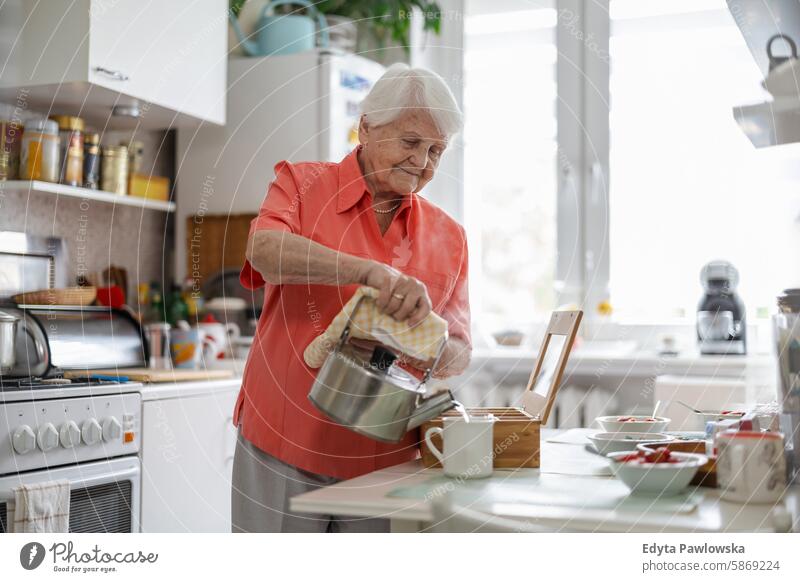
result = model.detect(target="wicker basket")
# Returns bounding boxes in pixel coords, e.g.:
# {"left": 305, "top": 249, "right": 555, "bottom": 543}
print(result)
{"left": 12, "top": 286, "right": 97, "bottom": 307}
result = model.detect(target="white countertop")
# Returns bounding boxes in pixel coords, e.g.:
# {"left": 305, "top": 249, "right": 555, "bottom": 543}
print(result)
{"left": 138, "top": 376, "right": 242, "bottom": 401}
{"left": 471, "top": 347, "right": 776, "bottom": 378}
{"left": 289, "top": 429, "right": 799, "bottom": 533}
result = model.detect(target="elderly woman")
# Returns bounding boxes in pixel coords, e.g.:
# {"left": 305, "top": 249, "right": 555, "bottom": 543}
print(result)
{"left": 231, "top": 63, "right": 471, "bottom": 533}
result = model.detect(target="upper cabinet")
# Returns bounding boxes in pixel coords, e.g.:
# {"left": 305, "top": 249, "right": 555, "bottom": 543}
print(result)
{"left": 0, "top": 0, "right": 227, "bottom": 128}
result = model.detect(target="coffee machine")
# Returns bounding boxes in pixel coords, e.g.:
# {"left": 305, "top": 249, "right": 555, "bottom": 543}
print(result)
{"left": 696, "top": 260, "right": 746, "bottom": 355}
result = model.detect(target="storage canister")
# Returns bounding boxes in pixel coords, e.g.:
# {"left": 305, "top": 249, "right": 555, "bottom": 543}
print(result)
{"left": 127, "top": 141, "right": 144, "bottom": 174}
{"left": 101, "top": 144, "right": 129, "bottom": 195}
{"left": 20, "top": 118, "right": 59, "bottom": 182}
{"left": 50, "top": 115, "right": 84, "bottom": 186}
{"left": 83, "top": 132, "right": 100, "bottom": 189}
{"left": 775, "top": 288, "right": 800, "bottom": 484}
{"left": 127, "top": 140, "right": 144, "bottom": 192}
{"left": 0, "top": 104, "right": 23, "bottom": 180}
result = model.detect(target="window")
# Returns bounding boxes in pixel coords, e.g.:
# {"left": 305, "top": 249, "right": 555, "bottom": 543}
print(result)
{"left": 608, "top": 0, "right": 800, "bottom": 320}
{"left": 453, "top": 0, "right": 800, "bottom": 333}
{"left": 463, "top": 0, "right": 558, "bottom": 330}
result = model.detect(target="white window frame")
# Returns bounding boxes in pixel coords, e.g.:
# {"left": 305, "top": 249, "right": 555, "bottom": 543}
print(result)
{"left": 554, "top": 0, "right": 611, "bottom": 320}
{"left": 415, "top": 1, "right": 773, "bottom": 352}
{"left": 413, "top": 1, "right": 611, "bottom": 326}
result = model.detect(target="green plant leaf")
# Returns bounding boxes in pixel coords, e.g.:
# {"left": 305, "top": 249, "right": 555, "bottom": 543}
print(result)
{"left": 315, "top": 0, "right": 443, "bottom": 51}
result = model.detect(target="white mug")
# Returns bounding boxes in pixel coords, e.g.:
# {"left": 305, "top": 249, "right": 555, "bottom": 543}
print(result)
{"left": 717, "top": 430, "right": 786, "bottom": 504}
{"left": 424, "top": 415, "right": 496, "bottom": 479}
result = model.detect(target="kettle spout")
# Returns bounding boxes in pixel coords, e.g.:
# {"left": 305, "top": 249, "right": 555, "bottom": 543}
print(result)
{"left": 406, "top": 390, "right": 456, "bottom": 431}
{"left": 229, "top": 12, "right": 259, "bottom": 56}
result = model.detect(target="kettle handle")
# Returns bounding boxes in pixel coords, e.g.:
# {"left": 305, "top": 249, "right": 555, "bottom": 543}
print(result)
{"left": 419, "top": 332, "right": 449, "bottom": 385}
{"left": 335, "top": 291, "right": 449, "bottom": 386}
{"left": 334, "top": 293, "right": 368, "bottom": 351}
{"left": 767, "top": 33, "right": 798, "bottom": 69}
{"left": 262, "top": 0, "right": 330, "bottom": 48}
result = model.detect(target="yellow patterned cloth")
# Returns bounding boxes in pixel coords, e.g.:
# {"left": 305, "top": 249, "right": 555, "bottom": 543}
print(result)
{"left": 304, "top": 286, "right": 449, "bottom": 368}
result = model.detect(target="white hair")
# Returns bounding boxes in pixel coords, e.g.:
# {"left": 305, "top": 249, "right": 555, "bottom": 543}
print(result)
{"left": 359, "top": 63, "right": 463, "bottom": 137}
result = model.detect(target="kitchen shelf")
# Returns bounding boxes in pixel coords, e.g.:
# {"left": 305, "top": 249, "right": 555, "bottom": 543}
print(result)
{"left": 0, "top": 180, "right": 175, "bottom": 213}
{"left": 733, "top": 97, "right": 800, "bottom": 148}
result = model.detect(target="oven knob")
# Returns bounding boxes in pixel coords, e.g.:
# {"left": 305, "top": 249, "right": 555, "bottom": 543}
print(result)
{"left": 36, "top": 423, "right": 59, "bottom": 452}
{"left": 59, "top": 421, "right": 81, "bottom": 448}
{"left": 81, "top": 418, "right": 102, "bottom": 445}
{"left": 102, "top": 417, "right": 122, "bottom": 441}
{"left": 12, "top": 425, "right": 36, "bottom": 455}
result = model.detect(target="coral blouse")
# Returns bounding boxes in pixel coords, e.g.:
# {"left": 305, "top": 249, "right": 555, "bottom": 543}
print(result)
{"left": 233, "top": 145, "right": 470, "bottom": 479}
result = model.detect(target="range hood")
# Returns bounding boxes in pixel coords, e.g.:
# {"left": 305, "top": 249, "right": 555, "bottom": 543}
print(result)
{"left": 727, "top": 0, "right": 800, "bottom": 147}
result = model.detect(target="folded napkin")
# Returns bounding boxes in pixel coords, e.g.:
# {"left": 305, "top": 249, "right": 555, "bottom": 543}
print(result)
{"left": 13, "top": 480, "right": 70, "bottom": 533}
{"left": 304, "top": 286, "right": 448, "bottom": 368}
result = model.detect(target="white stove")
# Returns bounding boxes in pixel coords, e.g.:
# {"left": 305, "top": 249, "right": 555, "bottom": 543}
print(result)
{"left": 0, "top": 237, "right": 147, "bottom": 532}
{"left": 0, "top": 375, "right": 142, "bottom": 533}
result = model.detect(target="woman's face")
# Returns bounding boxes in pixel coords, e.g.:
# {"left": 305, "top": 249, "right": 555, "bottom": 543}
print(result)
{"left": 358, "top": 109, "right": 448, "bottom": 195}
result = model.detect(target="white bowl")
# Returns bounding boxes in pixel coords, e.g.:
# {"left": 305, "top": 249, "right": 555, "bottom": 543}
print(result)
{"left": 607, "top": 451, "right": 708, "bottom": 496}
{"left": 588, "top": 432, "right": 674, "bottom": 456}
{"left": 695, "top": 411, "right": 746, "bottom": 427}
{"left": 596, "top": 415, "right": 670, "bottom": 433}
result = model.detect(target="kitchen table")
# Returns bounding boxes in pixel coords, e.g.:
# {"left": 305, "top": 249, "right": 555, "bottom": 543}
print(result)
{"left": 289, "top": 429, "right": 800, "bottom": 533}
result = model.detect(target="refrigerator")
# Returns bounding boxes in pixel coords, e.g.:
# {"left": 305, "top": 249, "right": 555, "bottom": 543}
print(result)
{"left": 175, "top": 50, "right": 386, "bottom": 281}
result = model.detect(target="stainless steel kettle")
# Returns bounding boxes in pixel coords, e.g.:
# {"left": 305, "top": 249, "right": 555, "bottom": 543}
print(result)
{"left": 308, "top": 296, "right": 455, "bottom": 443}
{"left": 0, "top": 309, "right": 19, "bottom": 374}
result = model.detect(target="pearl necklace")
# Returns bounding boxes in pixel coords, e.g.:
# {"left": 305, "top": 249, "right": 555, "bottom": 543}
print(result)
{"left": 373, "top": 200, "right": 402, "bottom": 214}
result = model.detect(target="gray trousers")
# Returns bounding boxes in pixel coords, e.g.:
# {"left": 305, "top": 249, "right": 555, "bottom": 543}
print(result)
{"left": 231, "top": 425, "right": 390, "bottom": 533}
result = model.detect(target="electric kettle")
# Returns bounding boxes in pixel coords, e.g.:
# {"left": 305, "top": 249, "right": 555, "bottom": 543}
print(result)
{"left": 308, "top": 296, "right": 456, "bottom": 443}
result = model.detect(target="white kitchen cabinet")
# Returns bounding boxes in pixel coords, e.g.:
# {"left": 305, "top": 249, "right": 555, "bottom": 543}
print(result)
{"left": 140, "top": 381, "right": 240, "bottom": 532}
{"left": 0, "top": 0, "right": 226, "bottom": 128}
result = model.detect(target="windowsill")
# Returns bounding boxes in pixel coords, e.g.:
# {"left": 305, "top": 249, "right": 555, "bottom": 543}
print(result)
{"left": 469, "top": 344, "right": 776, "bottom": 378}
{"left": 473, "top": 316, "right": 777, "bottom": 361}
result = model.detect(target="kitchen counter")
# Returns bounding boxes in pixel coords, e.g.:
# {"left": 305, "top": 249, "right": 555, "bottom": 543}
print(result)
{"left": 289, "top": 429, "right": 799, "bottom": 533}
{"left": 138, "top": 371, "right": 241, "bottom": 532}
{"left": 131, "top": 358, "right": 243, "bottom": 400}
{"left": 138, "top": 376, "right": 241, "bottom": 401}
{"left": 471, "top": 347, "right": 776, "bottom": 378}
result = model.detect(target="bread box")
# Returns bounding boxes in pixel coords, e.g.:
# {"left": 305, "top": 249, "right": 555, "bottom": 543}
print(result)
{"left": 420, "top": 310, "right": 583, "bottom": 469}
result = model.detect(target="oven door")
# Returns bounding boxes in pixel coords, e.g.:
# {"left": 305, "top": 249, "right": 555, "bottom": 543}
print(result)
{"left": 0, "top": 456, "right": 140, "bottom": 533}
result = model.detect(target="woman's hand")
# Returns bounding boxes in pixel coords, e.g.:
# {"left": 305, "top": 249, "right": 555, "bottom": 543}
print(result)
{"left": 360, "top": 261, "right": 432, "bottom": 326}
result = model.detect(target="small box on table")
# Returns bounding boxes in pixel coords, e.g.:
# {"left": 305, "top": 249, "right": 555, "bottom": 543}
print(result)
{"left": 420, "top": 310, "right": 583, "bottom": 471}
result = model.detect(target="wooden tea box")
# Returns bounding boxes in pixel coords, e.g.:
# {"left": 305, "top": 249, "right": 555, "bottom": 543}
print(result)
{"left": 420, "top": 407, "right": 541, "bottom": 469}
{"left": 420, "top": 310, "right": 583, "bottom": 471}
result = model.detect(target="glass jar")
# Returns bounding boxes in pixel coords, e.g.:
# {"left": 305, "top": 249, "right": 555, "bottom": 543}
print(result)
{"left": 101, "top": 145, "right": 129, "bottom": 195}
{"left": 83, "top": 132, "right": 100, "bottom": 189}
{"left": 0, "top": 104, "right": 24, "bottom": 181}
{"left": 20, "top": 118, "right": 59, "bottom": 182}
{"left": 50, "top": 115, "right": 85, "bottom": 186}
{"left": 126, "top": 140, "right": 144, "bottom": 192}
{"left": 127, "top": 140, "right": 144, "bottom": 174}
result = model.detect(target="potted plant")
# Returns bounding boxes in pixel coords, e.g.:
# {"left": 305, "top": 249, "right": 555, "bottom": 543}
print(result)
{"left": 316, "top": 1, "right": 442, "bottom": 56}
{"left": 229, "top": 1, "right": 442, "bottom": 60}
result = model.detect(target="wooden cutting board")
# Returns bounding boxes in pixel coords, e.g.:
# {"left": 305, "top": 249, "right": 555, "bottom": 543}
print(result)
{"left": 185, "top": 213, "right": 255, "bottom": 282}
{"left": 64, "top": 368, "right": 235, "bottom": 383}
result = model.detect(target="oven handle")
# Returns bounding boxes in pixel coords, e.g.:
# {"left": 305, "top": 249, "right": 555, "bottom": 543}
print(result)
{"left": 0, "top": 461, "right": 139, "bottom": 501}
